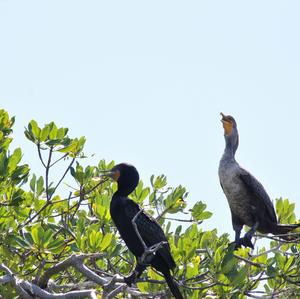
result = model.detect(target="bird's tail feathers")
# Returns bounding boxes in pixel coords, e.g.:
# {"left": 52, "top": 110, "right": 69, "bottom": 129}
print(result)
{"left": 163, "top": 271, "right": 184, "bottom": 299}
{"left": 274, "top": 224, "right": 300, "bottom": 240}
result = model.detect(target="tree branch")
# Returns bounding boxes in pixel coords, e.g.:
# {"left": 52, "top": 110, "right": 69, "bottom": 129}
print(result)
{"left": 38, "top": 253, "right": 104, "bottom": 288}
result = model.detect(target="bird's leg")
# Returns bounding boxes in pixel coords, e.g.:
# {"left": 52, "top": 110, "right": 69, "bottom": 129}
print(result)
{"left": 241, "top": 221, "right": 259, "bottom": 249}
{"left": 124, "top": 262, "right": 146, "bottom": 286}
{"left": 232, "top": 223, "right": 243, "bottom": 249}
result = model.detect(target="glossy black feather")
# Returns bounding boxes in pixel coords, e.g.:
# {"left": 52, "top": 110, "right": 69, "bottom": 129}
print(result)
{"left": 110, "top": 194, "right": 176, "bottom": 272}
{"left": 108, "top": 163, "right": 183, "bottom": 299}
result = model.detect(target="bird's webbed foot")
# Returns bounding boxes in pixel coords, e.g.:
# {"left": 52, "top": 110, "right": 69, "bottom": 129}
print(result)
{"left": 124, "top": 272, "right": 137, "bottom": 287}
{"left": 232, "top": 239, "right": 242, "bottom": 250}
{"left": 239, "top": 234, "right": 254, "bottom": 249}
{"left": 231, "top": 236, "right": 254, "bottom": 250}
{"left": 124, "top": 263, "right": 146, "bottom": 287}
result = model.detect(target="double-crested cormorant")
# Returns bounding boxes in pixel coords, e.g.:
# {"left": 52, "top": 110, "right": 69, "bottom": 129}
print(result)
{"left": 218, "top": 113, "right": 299, "bottom": 248}
{"left": 100, "top": 163, "right": 183, "bottom": 299}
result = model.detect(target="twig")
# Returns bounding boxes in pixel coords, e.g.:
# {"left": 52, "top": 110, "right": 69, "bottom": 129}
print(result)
{"left": 50, "top": 153, "right": 69, "bottom": 167}
{"left": 68, "top": 178, "right": 110, "bottom": 200}
{"left": 162, "top": 217, "right": 203, "bottom": 224}
{"left": 233, "top": 254, "right": 266, "bottom": 268}
{"left": 45, "top": 147, "right": 53, "bottom": 201}
{"left": 37, "top": 143, "right": 47, "bottom": 168}
{"left": 132, "top": 209, "right": 147, "bottom": 250}
{"left": 249, "top": 244, "right": 281, "bottom": 258}
{"left": 53, "top": 157, "right": 75, "bottom": 195}
{"left": 105, "top": 284, "right": 127, "bottom": 299}
{"left": 21, "top": 200, "right": 52, "bottom": 227}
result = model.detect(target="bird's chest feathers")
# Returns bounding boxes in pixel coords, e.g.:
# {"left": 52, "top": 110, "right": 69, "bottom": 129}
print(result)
{"left": 219, "top": 163, "right": 248, "bottom": 210}
{"left": 219, "top": 160, "right": 253, "bottom": 222}
{"left": 219, "top": 161, "right": 241, "bottom": 195}
{"left": 110, "top": 197, "right": 129, "bottom": 223}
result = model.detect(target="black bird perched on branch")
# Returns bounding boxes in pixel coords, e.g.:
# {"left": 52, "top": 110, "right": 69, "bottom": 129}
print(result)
{"left": 99, "top": 163, "right": 183, "bottom": 299}
{"left": 218, "top": 113, "right": 300, "bottom": 249}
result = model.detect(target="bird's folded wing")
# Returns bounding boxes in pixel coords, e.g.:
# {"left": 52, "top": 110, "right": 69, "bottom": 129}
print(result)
{"left": 124, "top": 199, "right": 176, "bottom": 269}
{"left": 239, "top": 168, "right": 277, "bottom": 223}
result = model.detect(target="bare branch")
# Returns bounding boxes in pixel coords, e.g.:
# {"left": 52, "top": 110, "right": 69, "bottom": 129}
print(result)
{"left": 20, "top": 281, "right": 97, "bottom": 299}
{"left": 162, "top": 216, "right": 203, "bottom": 224}
{"left": 131, "top": 209, "right": 167, "bottom": 266}
{"left": 45, "top": 147, "right": 53, "bottom": 201}
{"left": 0, "top": 263, "right": 32, "bottom": 299}
{"left": 132, "top": 209, "right": 147, "bottom": 250}
{"left": 50, "top": 153, "right": 69, "bottom": 167}
{"left": 37, "top": 143, "right": 47, "bottom": 168}
{"left": 38, "top": 253, "right": 104, "bottom": 288}
{"left": 0, "top": 274, "right": 12, "bottom": 285}
{"left": 233, "top": 254, "right": 266, "bottom": 268}
{"left": 105, "top": 284, "right": 126, "bottom": 299}
{"left": 53, "top": 157, "right": 75, "bottom": 195}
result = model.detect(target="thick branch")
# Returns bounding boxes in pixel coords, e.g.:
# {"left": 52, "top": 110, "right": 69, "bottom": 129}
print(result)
{"left": 0, "top": 274, "right": 11, "bottom": 285}
{"left": 0, "top": 263, "right": 32, "bottom": 299}
{"left": 20, "top": 281, "right": 97, "bottom": 299}
{"left": 38, "top": 253, "right": 104, "bottom": 288}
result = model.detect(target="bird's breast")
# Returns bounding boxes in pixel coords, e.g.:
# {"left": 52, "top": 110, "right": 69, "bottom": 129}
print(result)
{"left": 219, "top": 161, "right": 254, "bottom": 226}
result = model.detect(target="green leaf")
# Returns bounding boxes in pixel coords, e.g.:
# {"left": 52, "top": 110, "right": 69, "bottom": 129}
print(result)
{"left": 40, "top": 125, "right": 50, "bottom": 142}
{"left": 8, "top": 148, "right": 22, "bottom": 173}
{"left": 283, "top": 256, "right": 294, "bottom": 272}
{"left": 0, "top": 152, "right": 8, "bottom": 176}
{"left": 43, "top": 229, "right": 54, "bottom": 246}
{"left": 30, "top": 174, "right": 36, "bottom": 192}
{"left": 190, "top": 201, "right": 212, "bottom": 221}
{"left": 49, "top": 123, "right": 58, "bottom": 139}
{"left": 232, "top": 266, "right": 247, "bottom": 286}
{"left": 100, "top": 233, "right": 113, "bottom": 251}
{"left": 48, "top": 238, "right": 66, "bottom": 254}
{"left": 56, "top": 127, "right": 68, "bottom": 139}
{"left": 58, "top": 141, "right": 78, "bottom": 153}
{"left": 31, "top": 224, "right": 45, "bottom": 246}
{"left": 36, "top": 176, "right": 44, "bottom": 196}
{"left": 221, "top": 248, "right": 236, "bottom": 274}
{"left": 29, "top": 120, "right": 40, "bottom": 138}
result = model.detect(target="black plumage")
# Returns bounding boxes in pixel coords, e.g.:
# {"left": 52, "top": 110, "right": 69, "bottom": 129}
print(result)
{"left": 218, "top": 113, "right": 300, "bottom": 248}
{"left": 102, "top": 163, "right": 183, "bottom": 299}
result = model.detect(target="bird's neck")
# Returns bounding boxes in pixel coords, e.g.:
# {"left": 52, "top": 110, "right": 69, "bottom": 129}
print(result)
{"left": 111, "top": 192, "right": 126, "bottom": 211}
{"left": 113, "top": 191, "right": 126, "bottom": 198}
{"left": 223, "top": 138, "right": 237, "bottom": 160}
{"left": 222, "top": 130, "right": 239, "bottom": 160}
{"left": 114, "top": 189, "right": 131, "bottom": 197}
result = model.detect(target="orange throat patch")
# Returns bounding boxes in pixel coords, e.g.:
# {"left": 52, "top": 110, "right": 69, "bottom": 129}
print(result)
{"left": 223, "top": 121, "right": 233, "bottom": 135}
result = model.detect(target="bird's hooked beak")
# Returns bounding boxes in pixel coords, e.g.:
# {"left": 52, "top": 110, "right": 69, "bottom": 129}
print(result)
{"left": 220, "top": 112, "right": 233, "bottom": 136}
{"left": 93, "top": 169, "right": 120, "bottom": 182}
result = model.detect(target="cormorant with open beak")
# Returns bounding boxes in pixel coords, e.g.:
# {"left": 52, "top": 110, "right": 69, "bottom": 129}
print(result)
{"left": 218, "top": 113, "right": 299, "bottom": 249}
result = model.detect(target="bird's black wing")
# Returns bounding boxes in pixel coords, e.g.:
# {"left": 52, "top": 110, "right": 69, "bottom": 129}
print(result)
{"left": 124, "top": 199, "right": 176, "bottom": 269}
{"left": 239, "top": 168, "right": 277, "bottom": 224}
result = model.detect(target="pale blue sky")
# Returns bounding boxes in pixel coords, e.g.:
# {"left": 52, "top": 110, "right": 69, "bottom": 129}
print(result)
{"left": 1, "top": 1, "right": 300, "bottom": 237}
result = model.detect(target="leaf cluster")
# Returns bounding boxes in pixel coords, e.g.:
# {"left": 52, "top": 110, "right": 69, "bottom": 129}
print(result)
{"left": 0, "top": 109, "right": 300, "bottom": 298}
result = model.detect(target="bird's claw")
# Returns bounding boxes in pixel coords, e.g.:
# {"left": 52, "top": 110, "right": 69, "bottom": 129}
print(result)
{"left": 231, "top": 236, "right": 254, "bottom": 250}
{"left": 124, "top": 273, "right": 136, "bottom": 286}
{"left": 239, "top": 235, "right": 254, "bottom": 249}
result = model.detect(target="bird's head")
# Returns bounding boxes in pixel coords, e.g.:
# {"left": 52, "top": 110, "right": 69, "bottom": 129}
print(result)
{"left": 220, "top": 113, "right": 239, "bottom": 154}
{"left": 220, "top": 113, "right": 237, "bottom": 136}
{"left": 99, "top": 163, "right": 139, "bottom": 196}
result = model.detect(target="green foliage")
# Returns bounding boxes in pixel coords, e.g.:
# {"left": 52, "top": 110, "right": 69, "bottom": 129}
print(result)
{"left": 0, "top": 109, "right": 300, "bottom": 298}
